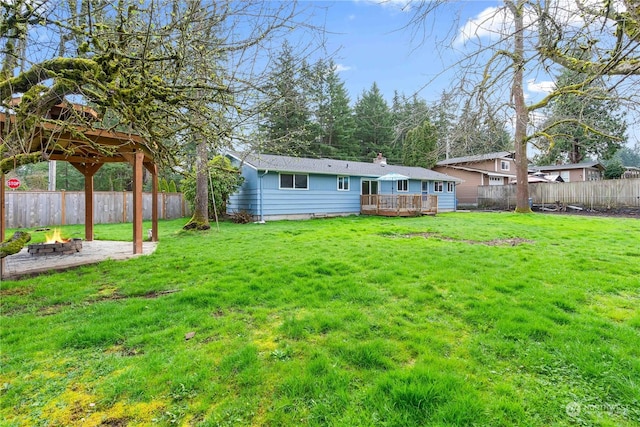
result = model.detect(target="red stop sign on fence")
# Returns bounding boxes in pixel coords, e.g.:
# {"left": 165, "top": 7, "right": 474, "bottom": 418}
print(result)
{"left": 6, "top": 178, "right": 21, "bottom": 189}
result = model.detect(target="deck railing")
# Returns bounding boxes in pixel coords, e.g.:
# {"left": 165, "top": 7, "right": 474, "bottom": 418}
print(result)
{"left": 360, "top": 194, "right": 437, "bottom": 216}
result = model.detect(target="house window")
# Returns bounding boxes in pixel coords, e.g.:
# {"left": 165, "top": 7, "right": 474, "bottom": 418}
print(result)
{"left": 397, "top": 179, "right": 408, "bottom": 192}
{"left": 337, "top": 176, "right": 350, "bottom": 191}
{"left": 501, "top": 160, "right": 510, "bottom": 171}
{"left": 447, "top": 182, "right": 455, "bottom": 192}
{"left": 421, "top": 181, "right": 429, "bottom": 192}
{"left": 434, "top": 181, "right": 443, "bottom": 192}
{"left": 280, "top": 173, "right": 308, "bottom": 190}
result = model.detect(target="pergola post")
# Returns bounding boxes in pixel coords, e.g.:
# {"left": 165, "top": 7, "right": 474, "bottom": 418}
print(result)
{"left": 71, "top": 163, "right": 102, "bottom": 241}
{"left": 148, "top": 163, "right": 159, "bottom": 242}
{"left": 132, "top": 151, "right": 144, "bottom": 254}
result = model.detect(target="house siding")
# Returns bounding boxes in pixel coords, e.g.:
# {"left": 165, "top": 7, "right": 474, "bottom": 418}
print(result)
{"left": 228, "top": 169, "right": 363, "bottom": 219}
{"left": 424, "top": 180, "right": 457, "bottom": 211}
{"left": 227, "top": 162, "right": 259, "bottom": 213}
{"left": 260, "top": 172, "right": 361, "bottom": 216}
{"left": 531, "top": 163, "right": 604, "bottom": 183}
{"left": 433, "top": 156, "right": 516, "bottom": 207}
{"left": 569, "top": 169, "right": 584, "bottom": 182}
{"left": 472, "top": 158, "right": 513, "bottom": 173}
{"left": 432, "top": 166, "right": 484, "bottom": 205}
{"left": 226, "top": 153, "right": 458, "bottom": 219}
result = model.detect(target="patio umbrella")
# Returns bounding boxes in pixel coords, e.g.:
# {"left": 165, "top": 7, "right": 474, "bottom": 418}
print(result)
{"left": 376, "top": 172, "right": 409, "bottom": 194}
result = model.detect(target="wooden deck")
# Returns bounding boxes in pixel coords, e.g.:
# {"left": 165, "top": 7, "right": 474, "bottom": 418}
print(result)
{"left": 360, "top": 194, "right": 438, "bottom": 217}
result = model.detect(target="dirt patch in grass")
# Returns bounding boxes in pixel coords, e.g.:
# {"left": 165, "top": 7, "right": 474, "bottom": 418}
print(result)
{"left": 143, "top": 289, "right": 181, "bottom": 299}
{"left": 38, "top": 303, "right": 73, "bottom": 316}
{"left": 399, "top": 232, "right": 534, "bottom": 246}
{"left": 0, "top": 286, "right": 33, "bottom": 296}
{"left": 100, "top": 419, "right": 129, "bottom": 427}
{"left": 90, "top": 288, "right": 181, "bottom": 302}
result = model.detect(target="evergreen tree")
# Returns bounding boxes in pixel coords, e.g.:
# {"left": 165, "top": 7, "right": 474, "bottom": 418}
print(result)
{"left": 448, "top": 104, "right": 512, "bottom": 158}
{"left": 615, "top": 144, "right": 640, "bottom": 167}
{"left": 429, "top": 90, "right": 457, "bottom": 160}
{"left": 353, "top": 82, "right": 395, "bottom": 162}
{"left": 260, "top": 42, "right": 315, "bottom": 156}
{"left": 319, "top": 61, "right": 357, "bottom": 159}
{"left": 535, "top": 68, "right": 627, "bottom": 165}
{"left": 391, "top": 92, "right": 430, "bottom": 153}
{"left": 402, "top": 119, "right": 438, "bottom": 168}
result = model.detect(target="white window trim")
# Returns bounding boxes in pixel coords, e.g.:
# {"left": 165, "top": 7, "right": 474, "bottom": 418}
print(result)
{"left": 337, "top": 176, "right": 350, "bottom": 191}
{"left": 396, "top": 179, "right": 409, "bottom": 192}
{"left": 447, "top": 182, "right": 455, "bottom": 192}
{"left": 434, "top": 181, "right": 443, "bottom": 192}
{"left": 279, "top": 173, "right": 309, "bottom": 190}
{"left": 501, "top": 160, "right": 510, "bottom": 171}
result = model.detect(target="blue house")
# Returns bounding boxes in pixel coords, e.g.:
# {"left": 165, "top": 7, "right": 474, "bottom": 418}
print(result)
{"left": 226, "top": 151, "right": 461, "bottom": 221}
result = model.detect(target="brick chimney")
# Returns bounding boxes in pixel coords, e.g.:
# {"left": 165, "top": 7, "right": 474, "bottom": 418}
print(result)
{"left": 374, "top": 152, "right": 387, "bottom": 165}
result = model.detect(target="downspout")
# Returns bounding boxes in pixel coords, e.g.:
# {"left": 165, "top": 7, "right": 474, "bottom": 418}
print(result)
{"left": 259, "top": 169, "right": 269, "bottom": 223}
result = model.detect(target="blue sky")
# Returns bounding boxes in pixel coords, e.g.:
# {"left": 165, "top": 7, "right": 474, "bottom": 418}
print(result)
{"left": 301, "top": 0, "right": 638, "bottom": 146}
{"left": 306, "top": 1, "right": 503, "bottom": 103}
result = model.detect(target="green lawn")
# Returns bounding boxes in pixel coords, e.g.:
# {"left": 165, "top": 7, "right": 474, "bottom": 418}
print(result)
{"left": 1, "top": 213, "right": 639, "bottom": 426}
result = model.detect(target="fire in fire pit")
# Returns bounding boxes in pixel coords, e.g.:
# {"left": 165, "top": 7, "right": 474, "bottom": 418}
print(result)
{"left": 28, "top": 229, "right": 82, "bottom": 256}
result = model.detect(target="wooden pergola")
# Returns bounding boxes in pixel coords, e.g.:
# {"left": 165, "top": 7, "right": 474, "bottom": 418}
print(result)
{"left": 1, "top": 110, "right": 159, "bottom": 276}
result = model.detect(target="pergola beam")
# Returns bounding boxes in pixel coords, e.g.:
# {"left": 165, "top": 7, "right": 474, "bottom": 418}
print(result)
{"left": 1, "top": 111, "right": 159, "bottom": 262}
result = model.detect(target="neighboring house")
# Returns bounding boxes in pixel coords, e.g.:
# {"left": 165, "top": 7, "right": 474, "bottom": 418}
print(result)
{"left": 622, "top": 166, "right": 640, "bottom": 179}
{"left": 226, "top": 151, "right": 461, "bottom": 221}
{"left": 524, "top": 172, "right": 564, "bottom": 183}
{"left": 529, "top": 161, "right": 605, "bottom": 182}
{"left": 433, "top": 151, "right": 516, "bottom": 206}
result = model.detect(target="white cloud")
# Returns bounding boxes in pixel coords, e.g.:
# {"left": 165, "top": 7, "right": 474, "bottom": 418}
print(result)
{"left": 454, "top": 6, "right": 512, "bottom": 47}
{"left": 334, "top": 63, "right": 352, "bottom": 73}
{"left": 453, "top": 0, "right": 617, "bottom": 47}
{"left": 356, "top": 0, "right": 412, "bottom": 12}
{"left": 527, "top": 79, "right": 555, "bottom": 94}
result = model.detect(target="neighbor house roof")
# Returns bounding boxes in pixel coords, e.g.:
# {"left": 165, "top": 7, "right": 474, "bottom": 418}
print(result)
{"left": 530, "top": 161, "right": 604, "bottom": 172}
{"left": 435, "top": 151, "right": 514, "bottom": 166}
{"left": 227, "top": 151, "right": 462, "bottom": 182}
{"left": 439, "top": 164, "right": 516, "bottom": 178}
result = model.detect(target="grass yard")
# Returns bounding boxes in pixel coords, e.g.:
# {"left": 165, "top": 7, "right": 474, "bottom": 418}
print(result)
{"left": 1, "top": 212, "right": 639, "bottom": 426}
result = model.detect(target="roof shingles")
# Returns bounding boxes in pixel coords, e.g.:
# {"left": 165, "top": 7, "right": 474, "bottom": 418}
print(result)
{"left": 229, "top": 151, "right": 461, "bottom": 182}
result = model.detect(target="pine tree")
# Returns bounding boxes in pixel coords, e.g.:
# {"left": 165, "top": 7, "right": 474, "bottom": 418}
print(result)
{"left": 535, "top": 68, "right": 627, "bottom": 165}
{"left": 353, "top": 83, "right": 394, "bottom": 162}
{"left": 260, "top": 42, "right": 315, "bottom": 156}
{"left": 402, "top": 119, "right": 438, "bottom": 168}
{"left": 391, "top": 92, "right": 430, "bottom": 153}
{"left": 317, "top": 61, "right": 356, "bottom": 159}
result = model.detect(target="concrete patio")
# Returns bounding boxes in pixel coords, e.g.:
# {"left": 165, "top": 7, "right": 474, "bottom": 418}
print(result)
{"left": 1, "top": 240, "right": 158, "bottom": 280}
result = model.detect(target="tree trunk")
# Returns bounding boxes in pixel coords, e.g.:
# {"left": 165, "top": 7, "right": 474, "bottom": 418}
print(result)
{"left": 0, "top": 231, "right": 31, "bottom": 258}
{"left": 509, "top": 0, "right": 532, "bottom": 213}
{"left": 183, "top": 139, "right": 211, "bottom": 230}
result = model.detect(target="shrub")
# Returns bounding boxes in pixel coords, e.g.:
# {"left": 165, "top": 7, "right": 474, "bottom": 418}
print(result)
{"left": 182, "top": 155, "right": 244, "bottom": 218}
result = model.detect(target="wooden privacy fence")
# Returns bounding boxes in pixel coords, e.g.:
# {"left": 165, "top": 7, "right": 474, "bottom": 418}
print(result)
{"left": 4, "top": 191, "right": 191, "bottom": 228}
{"left": 477, "top": 178, "right": 640, "bottom": 210}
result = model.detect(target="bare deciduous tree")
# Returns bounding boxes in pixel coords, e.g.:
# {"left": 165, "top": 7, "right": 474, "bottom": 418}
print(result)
{"left": 404, "top": 0, "right": 638, "bottom": 212}
{"left": 1, "top": 0, "right": 322, "bottom": 228}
